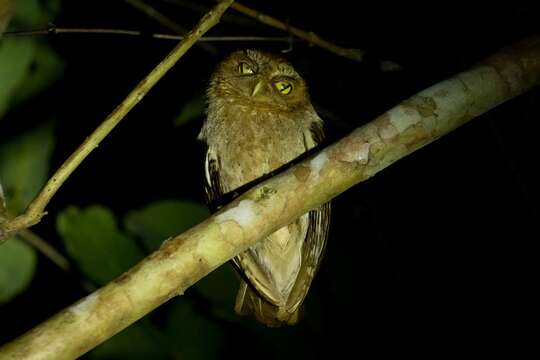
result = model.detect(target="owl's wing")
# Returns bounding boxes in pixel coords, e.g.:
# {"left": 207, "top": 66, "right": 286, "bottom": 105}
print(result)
{"left": 284, "top": 118, "right": 331, "bottom": 311}
{"left": 308, "top": 118, "right": 326, "bottom": 145}
{"left": 286, "top": 203, "right": 330, "bottom": 313}
{"left": 203, "top": 146, "right": 224, "bottom": 210}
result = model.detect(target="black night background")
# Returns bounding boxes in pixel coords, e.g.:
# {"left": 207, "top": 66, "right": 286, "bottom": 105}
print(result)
{"left": 0, "top": 1, "right": 538, "bottom": 359}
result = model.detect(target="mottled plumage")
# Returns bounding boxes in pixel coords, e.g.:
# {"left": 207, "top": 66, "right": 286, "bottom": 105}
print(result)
{"left": 198, "top": 49, "right": 330, "bottom": 326}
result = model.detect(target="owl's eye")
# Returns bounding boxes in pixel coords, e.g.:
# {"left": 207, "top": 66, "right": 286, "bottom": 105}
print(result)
{"left": 238, "top": 62, "right": 254, "bottom": 75}
{"left": 274, "top": 81, "right": 293, "bottom": 95}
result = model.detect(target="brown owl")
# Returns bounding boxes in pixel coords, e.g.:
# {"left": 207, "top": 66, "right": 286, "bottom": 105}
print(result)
{"left": 198, "top": 49, "right": 330, "bottom": 326}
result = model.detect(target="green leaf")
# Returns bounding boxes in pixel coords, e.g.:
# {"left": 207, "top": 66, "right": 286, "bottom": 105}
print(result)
{"left": 0, "top": 38, "right": 36, "bottom": 118}
{"left": 0, "top": 122, "right": 55, "bottom": 213}
{"left": 174, "top": 96, "right": 206, "bottom": 127}
{"left": 43, "top": 0, "right": 62, "bottom": 17}
{"left": 0, "top": 181, "right": 7, "bottom": 219}
{"left": 166, "top": 299, "right": 226, "bottom": 360}
{"left": 0, "top": 0, "right": 63, "bottom": 114}
{"left": 0, "top": 237, "right": 37, "bottom": 303}
{"left": 11, "top": 0, "right": 60, "bottom": 27}
{"left": 124, "top": 200, "right": 209, "bottom": 251}
{"left": 57, "top": 206, "right": 145, "bottom": 285}
{"left": 11, "top": 41, "right": 65, "bottom": 106}
{"left": 0, "top": 0, "right": 14, "bottom": 35}
{"left": 1, "top": 1, "right": 64, "bottom": 119}
{"left": 90, "top": 322, "right": 168, "bottom": 360}
{"left": 11, "top": 0, "right": 42, "bottom": 26}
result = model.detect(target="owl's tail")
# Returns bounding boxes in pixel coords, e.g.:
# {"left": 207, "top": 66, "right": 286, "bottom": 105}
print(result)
{"left": 234, "top": 281, "right": 301, "bottom": 327}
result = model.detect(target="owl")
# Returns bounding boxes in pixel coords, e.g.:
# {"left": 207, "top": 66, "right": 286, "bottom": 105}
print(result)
{"left": 198, "top": 49, "right": 330, "bottom": 326}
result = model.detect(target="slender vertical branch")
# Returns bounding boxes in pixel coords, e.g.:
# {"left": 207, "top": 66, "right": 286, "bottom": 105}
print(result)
{"left": 1, "top": 34, "right": 538, "bottom": 360}
{"left": 0, "top": 0, "right": 235, "bottom": 242}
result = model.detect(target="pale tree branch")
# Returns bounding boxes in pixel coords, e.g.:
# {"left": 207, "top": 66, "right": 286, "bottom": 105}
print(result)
{"left": 0, "top": 34, "right": 538, "bottom": 360}
{"left": 0, "top": 0, "right": 235, "bottom": 243}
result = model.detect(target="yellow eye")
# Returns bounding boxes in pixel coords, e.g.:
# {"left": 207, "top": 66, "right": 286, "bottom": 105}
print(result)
{"left": 238, "top": 62, "right": 254, "bottom": 75}
{"left": 274, "top": 81, "right": 293, "bottom": 95}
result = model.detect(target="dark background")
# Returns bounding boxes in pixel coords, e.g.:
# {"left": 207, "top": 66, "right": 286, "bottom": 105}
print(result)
{"left": 1, "top": 1, "right": 539, "bottom": 358}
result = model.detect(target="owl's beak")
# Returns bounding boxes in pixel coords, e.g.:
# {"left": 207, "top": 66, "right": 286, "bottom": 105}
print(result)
{"left": 251, "top": 80, "right": 265, "bottom": 97}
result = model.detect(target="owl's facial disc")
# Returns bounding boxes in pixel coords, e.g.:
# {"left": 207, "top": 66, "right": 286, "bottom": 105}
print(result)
{"left": 210, "top": 50, "right": 308, "bottom": 111}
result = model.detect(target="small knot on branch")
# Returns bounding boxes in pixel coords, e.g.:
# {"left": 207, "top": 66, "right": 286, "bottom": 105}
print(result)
{"left": 47, "top": 22, "right": 57, "bottom": 35}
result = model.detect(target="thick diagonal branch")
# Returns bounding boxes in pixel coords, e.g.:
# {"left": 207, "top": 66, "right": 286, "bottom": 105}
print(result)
{"left": 1, "top": 35, "right": 539, "bottom": 360}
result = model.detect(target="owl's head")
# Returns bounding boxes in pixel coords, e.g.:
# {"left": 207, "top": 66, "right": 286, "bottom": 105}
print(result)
{"left": 208, "top": 49, "right": 310, "bottom": 112}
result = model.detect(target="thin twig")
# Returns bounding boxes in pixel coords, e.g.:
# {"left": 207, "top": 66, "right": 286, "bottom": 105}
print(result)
{"left": 123, "top": 0, "right": 218, "bottom": 54}
{"left": 2, "top": 27, "right": 290, "bottom": 42}
{"left": 0, "top": 0, "right": 235, "bottom": 242}
{"left": 230, "top": 1, "right": 365, "bottom": 62}
{"left": 125, "top": 0, "right": 188, "bottom": 34}
{"left": 1, "top": 200, "right": 72, "bottom": 272}
{"left": 17, "top": 229, "right": 97, "bottom": 293}
{"left": 17, "top": 229, "right": 71, "bottom": 272}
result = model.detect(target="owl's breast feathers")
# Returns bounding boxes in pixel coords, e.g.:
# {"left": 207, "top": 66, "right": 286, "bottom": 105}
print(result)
{"left": 200, "top": 97, "right": 330, "bottom": 327}
{"left": 201, "top": 102, "right": 318, "bottom": 189}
